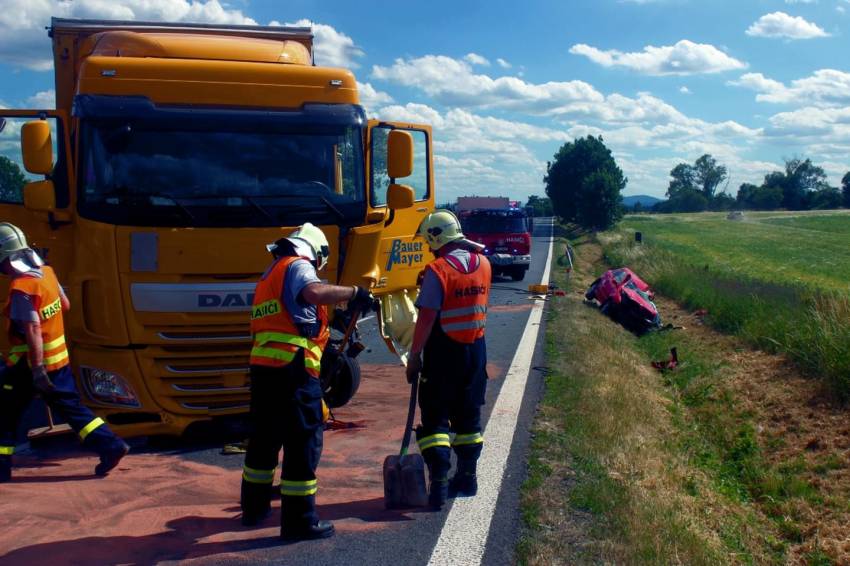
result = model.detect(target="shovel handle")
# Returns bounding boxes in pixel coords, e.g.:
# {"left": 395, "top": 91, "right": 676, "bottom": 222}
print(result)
{"left": 400, "top": 379, "right": 418, "bottom": 456}
{"left": 336, "top": 308, "right": 361, "bottom": 355}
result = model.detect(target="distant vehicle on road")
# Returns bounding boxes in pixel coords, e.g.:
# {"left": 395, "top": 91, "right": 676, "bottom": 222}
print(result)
{"left": 459, "top": 207, "right": 531, "bottom": 281}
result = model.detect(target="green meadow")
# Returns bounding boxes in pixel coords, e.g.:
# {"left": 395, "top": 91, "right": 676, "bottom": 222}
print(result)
{"left": 601, "top": 210, "right": 850, "bottom": 401}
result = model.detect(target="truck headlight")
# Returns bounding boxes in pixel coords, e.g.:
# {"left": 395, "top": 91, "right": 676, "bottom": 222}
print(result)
{"left": 81, "top": 367, "right": 141, "bottom": 407}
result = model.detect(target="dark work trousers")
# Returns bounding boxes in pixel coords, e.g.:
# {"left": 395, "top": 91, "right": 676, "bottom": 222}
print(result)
{"left": 0, "top": 361, "right": 126, "bottom": 470}
{"left": 417, "top": 325, "right": 488, "bottom": 482}
{"left": 241, "top": 348, "right": 325, "bottom": 530}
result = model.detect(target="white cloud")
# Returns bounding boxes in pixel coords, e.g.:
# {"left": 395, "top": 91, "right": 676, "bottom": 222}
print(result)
{"left": 745, "top": 12, "right": 829, "bottom": 39}
{"left": 785, "top": 0, "right": 817, "bottom": 4}
{"left": 569, "top": 39, "right": 747, "bottom": 76}
{"left": 730, "top": 69, "right": 850, "bottom": 107}
{"left": 496, "top": 58, "right": 511, "bottom": 69}
{"left": 463, "top": 53, "right": 490, "bottom": 66}
{"left": 279, "top": 19, "right": 364, "bottom": 68}
{"left": 356, "top": 82, "right": 393, "bottom": 115}
{"left": 679, "top": 86, "right": 691, "bottom": 94}
{"left": 372, "top": 55, "right": 604, "bottom": 111}
{"left": 0, "top": 0, "right": 257, "bottom": 70}
{"left": 24, "top": 89, "right": 55, "bottom": 108}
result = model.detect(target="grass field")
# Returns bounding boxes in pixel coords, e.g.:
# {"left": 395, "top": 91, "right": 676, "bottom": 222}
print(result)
{"left": 604, "top": 210, "right": 850, "bottom": 401}
{"left": 622, "top": 210, "right": 850, "bottom": 292}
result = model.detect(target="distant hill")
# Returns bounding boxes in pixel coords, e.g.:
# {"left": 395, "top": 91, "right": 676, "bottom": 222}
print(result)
{"left": 623, "top": 195, "right": 662, "bottom": 209}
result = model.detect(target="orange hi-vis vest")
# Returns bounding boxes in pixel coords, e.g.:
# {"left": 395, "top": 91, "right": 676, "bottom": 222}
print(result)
{"left": 249, "top": 256, "right": 329, "bottom": 377}
{"left": 4, "top": 265, "right": 70, "bottom": 371}
{"left": 426, "top": 251, "right": 491, "bottom": 344}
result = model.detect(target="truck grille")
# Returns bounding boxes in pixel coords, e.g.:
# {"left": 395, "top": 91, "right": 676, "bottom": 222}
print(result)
{"left": 137, "top": 338, "right": 253, "bottom": 417}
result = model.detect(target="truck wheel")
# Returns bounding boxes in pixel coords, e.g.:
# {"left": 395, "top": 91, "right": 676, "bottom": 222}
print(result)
{"left": 320, "top": 351, "right": 361, "bottom": 408}
{"left": 510, "top": 267, "right": 526, "bottom": 281}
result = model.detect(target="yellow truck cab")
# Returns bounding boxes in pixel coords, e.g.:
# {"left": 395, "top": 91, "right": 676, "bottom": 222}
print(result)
{"left": 0, "top": 18, "right": 434, "bottom": 436}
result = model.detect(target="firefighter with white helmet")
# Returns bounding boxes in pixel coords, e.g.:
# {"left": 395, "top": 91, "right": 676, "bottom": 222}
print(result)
{"left": 0, "top": 222, "right": 128, "bottom": 482}
{"left": 240, "top": 222, "right": 375, "bottom": 541}
{"left": 407, "top": 210, "right": 491, "bottom": 509}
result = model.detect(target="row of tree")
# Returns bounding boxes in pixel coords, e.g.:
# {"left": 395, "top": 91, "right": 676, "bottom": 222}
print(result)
{"left": 656, "top": 154, "right": 850, "bottom": 213}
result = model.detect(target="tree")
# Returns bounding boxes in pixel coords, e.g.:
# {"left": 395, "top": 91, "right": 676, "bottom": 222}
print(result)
{"left": 710, "top": 192, "right": 736, "bottom": 211}
{"left": 544, "top": 136, "right": 626, "bottom": 230}
{"left": 0, "top": 156, "right": 26, "bottom": 202}
{"left": 693, "top": 154, "right": 728, "bottom": 199}
{"left": 576, "top": 169, "right": 624, "bottom": 229}
{"left": 842, "top": 172, "right": 850, "bottom": 208}
{"left": 666, "top": 163, "right": 696, "bottom": 198}
{"left": 808, "top": 186, "right": 842, "bottom": 210}
{"left": 525, "top": 195, "right": 553, "bottom": 217}
{"left": 780, "top": 158, "right": 828, "bottom": 210}
{"left": 737, "top": 181, "right": 783, "bottom": 210}
{"left": 667, "top": 188, "right": 708, "bottom": 212}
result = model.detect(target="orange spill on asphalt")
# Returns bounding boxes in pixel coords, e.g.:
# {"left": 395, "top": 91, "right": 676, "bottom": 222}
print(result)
{"left": 0, "top": 363, "right": 459, "bottom": 564}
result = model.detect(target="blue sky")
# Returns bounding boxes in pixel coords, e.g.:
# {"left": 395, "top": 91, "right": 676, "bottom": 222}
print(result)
{"left": 2, "top": 0, "right": 849, "bottom": 201}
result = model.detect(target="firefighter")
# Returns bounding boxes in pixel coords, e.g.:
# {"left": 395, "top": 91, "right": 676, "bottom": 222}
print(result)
{"left": 241, "top": 222, "right": 375, "bottom": 541}
{"left": 407, "top": 210, "right": 490, "bottom": 510}
{"left": 0, "top": 223, "right": 128, "bottom": 482}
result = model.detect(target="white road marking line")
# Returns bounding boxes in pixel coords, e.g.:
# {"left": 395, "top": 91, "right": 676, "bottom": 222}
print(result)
{"left": 427, "top": 219, "right": 555, "bottom": 566}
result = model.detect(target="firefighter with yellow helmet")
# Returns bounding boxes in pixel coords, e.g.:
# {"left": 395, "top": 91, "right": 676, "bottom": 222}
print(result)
{"left": 407, "top": 210, "right": 491, "bottom": 509}
{"left": 240, "top": 222, "right": 375, "bottom": 541}
{"left": 0, "top": 222, "right": 128, "bottom": 482}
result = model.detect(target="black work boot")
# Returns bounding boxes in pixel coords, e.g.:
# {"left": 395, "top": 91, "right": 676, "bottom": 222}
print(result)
{"left": 95, "top": 441, "right": 130, "bottom": 477}
{"left": 449, "top": 459, "right": 478, "bottom": 497}
{"left": 429, "top": 478, "right": 448, "bottom": 510}
{"left": 280, "top": 520, "right": 335, "bottom": 541}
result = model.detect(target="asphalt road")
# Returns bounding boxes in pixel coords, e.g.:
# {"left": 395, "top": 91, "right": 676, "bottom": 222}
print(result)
{"left": 1, "top": 218, "right": 554, "bottom": 566}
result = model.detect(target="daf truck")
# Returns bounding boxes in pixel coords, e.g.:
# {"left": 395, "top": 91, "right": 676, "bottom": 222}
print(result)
{"left": 0, "top": 18, "right": 434, "bottom": 436}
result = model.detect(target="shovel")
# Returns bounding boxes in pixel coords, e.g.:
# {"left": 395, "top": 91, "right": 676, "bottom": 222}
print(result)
{"left": 383, "top": 380, "right": 428, "bottom": 509}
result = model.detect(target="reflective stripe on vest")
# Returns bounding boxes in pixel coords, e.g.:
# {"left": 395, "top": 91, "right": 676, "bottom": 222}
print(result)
{"left": 427, "top": 253, "right": 491, "bottom": 344}
{"left": 249, "top": 256, "right": 329, "bottom": 376}
{"left": 4, "top": 266, "right": 70, "bottom": 371}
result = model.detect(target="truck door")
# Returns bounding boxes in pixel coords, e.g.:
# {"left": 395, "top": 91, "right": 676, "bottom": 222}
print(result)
{"left": 367, "top": 121, "right": 435, "bottom": 293}
{"left": 0, "top": 110, "right": 75, "bottom": 288}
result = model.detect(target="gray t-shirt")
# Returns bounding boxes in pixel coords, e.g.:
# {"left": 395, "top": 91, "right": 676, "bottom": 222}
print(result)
{"left": 283, "top": 258, "right": 322, "bottom": 324}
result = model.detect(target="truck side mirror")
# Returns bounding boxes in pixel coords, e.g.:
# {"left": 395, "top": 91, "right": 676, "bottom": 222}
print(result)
{"left": 387, "top": 184, "right": 414, "bottom": 210}
{"left": 21, "top": 120, "right": 53, "bottom": 175}
{"left": 0, "top": 117, "right": 6, "bottom": 134}
{"left": 386, "top": 130, "right": 413, "bottom": 179}
{"left": 24, "top": 180, "right": 57, "bottom": 212}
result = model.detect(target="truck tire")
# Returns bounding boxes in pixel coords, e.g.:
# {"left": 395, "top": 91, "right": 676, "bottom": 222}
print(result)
{"left": 510, "top": 267, "right": 526, "bottom": 281}
{"left": 319, "top": 350, "right": 361, "bottom": 408}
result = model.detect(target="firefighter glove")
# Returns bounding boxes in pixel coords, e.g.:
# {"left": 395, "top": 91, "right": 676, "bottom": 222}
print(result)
{"left": 350, "top": 286, "right": 378, "bottom": 313}
{"left": 406, "top": 354, "right": 422, "bottom": 384}
{"left": 32, "top": 364, "right": 54, "bottom": 392}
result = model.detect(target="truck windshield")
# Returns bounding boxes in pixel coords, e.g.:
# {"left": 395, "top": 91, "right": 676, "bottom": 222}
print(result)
{"left": 462, "top": 214, "right": 528, "bottom": 234}
{"left": 77, "top": 99, "right": 366, "bottom": 227}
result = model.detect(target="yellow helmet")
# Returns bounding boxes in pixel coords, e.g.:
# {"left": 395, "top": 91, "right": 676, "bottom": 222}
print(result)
{"left": 288, "top": 222, "right": 331, "bottom": 271}
{"left": 418, "top": 210, "right": 483, "bottom": 251}
{"left": 0, "top": 223, "right": 29, "bottom": 264}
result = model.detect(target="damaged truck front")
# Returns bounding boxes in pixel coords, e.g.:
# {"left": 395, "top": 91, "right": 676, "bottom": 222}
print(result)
{"left": 0, "top": 18, "right": 432, "bottom": 436}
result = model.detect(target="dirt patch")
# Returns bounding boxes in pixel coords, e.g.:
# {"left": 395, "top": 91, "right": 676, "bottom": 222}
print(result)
{"left": 653, "top": 295, "right": 850, "bottom": 563}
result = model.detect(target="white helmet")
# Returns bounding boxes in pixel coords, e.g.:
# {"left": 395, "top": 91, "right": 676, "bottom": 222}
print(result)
{"left": 266, "top": 222, "right": 331, "bottom": 270}
{"left": 0, "top": 223, "right": 29, "bottom": 264}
